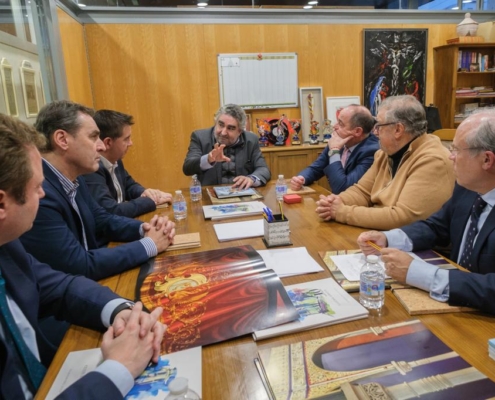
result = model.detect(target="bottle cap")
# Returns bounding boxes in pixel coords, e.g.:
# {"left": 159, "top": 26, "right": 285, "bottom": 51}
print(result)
{"left": 278, "top": 174, "right": 284, "bottom": 179}
{"left": 366, "top": 255, "right": 379, "bottom": 263}
{"left": 192, "top": 174, "right": 197, "bottom": 179}
{"left": 175, "top": 190, "right": 182, "bottom": 194}
{"left": 168, "top": 377, "right": 188, "bottom": 395}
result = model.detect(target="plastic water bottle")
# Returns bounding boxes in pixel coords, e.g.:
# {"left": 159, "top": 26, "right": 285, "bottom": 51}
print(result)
{"left": 359, "top": 255, "right": 385, "bottom": 310}
{"left": 275, "top": 174, "right": 288, "bottom": 201}
{"left": 189, "top": 174, "right": 202, "bottom": 202}
{"left": 165, "top": 377, "right": 201, "bottom": 399}
{"left": 172, "top": 190, "right": 187, "bottom": 221}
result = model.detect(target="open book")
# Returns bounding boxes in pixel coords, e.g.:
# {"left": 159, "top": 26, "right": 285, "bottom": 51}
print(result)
{"left": 253, "top": 277, "right": 368, "bottom": 341}
{"left": 46, "top": 346, "right": 202, "bottom": 400}
{"left": 213, "top": 186, "right": 257, "bottom": 198}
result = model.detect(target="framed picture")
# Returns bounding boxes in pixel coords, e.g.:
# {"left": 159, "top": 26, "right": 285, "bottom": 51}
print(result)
{"left": 0, "top": 58, "right": 19, "bottom": 117}
{"left": 20, "top": 60, "right": 39, "bottom": 117}
{"left": 326, "top": 96, "right": 360, "bottom": 124}
{"left": 363, "top": 29, "right": 428, "bottom": 116}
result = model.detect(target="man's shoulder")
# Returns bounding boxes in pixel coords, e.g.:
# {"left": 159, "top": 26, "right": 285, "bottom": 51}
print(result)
{"left": 83, "top": 162, "right": 107, "bottom": 182}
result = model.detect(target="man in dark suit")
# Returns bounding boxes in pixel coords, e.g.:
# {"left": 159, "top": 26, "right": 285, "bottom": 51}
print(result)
{"left": 290, "top": 105, "right": 379, "bottom": 194}
{"left": 0, "top": 114, "right": 165, "bottom": 399}
{"left": 358, "top": 110, "right": 495, "bottom": 314}
{"left": 183, "top": 103, "right": 271, "bottom": 189}
{"left": 19, "top": 101, "right": 176, "bottom": 281}
{"left": 84, "top": 110, "right": 172, "bottom": 218}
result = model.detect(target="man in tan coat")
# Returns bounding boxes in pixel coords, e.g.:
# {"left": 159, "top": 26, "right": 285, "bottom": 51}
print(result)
{"left": 316, "top": 95, "right": 455, "bottom": 230}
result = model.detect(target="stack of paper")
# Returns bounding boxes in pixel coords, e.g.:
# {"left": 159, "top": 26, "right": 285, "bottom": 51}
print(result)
{"left": 257, "top": 247, "right": 323, "bottom": 277}
{"left": 286, "top": 185, "right": 315, "bottom": 195}
{"left": 490, "top": 338, "right": 495, "bottom": 361}
{"left": 213, "top": 219, "right": 264, "bottom": 242}
{"left": 166, "top": 232, "right": 201, "bottom": 251}
{"left": 253, "top": 278, "right": 368, "bottom": 340}
{"left": 213, "top": 186, "right": 257, "bottom": 198}
{"left": 202, "top": 201, "right": 266, "bottom": 220}
{"left": 46, "top": 347, "right": 202, "bottom": 400}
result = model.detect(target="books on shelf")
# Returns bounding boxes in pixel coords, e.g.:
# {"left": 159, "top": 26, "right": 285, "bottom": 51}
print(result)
{"left": 206, "top": 187, "right": 263, "bottom": 204}
{"left": 136, "top": 245, "right": 299, "bottom": 353}
{"left": 252, "top": 277, "right": 368, "bottom": 341}
{"left": 46, "top": 346, "right": 202, "bottom": 400}
{"left": 255, "top": 320, "right": 495, "bottom": 400}
{"left": 202, "top": 201, "right": 266, "bottom": 220}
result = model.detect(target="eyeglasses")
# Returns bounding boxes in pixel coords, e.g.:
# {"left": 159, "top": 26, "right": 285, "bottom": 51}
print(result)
{"left": 373, "top": 121, "right": 397, "bottom": 132}
{"left": 448, "top": 145, "right": 484, "bottom": 155}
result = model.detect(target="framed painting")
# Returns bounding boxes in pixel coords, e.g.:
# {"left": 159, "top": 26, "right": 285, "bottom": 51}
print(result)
{"left": 20, "top": 60, "right": 39, "bottom": 118}
{"left": 326, "top": 96, "right": 360, "bottom": 124}
{"left": 0, "top": 58, "right": 19, "bottom": 117}
{"left": 363, "top": 29, "right": 428, "bottom": 116}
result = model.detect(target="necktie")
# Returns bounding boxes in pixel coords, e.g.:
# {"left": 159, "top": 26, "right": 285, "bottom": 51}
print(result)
{"left": 341, "top": 147, "right": 350, "bottom": 167}
{"left": 459, "top": 195, "right": 487, "bottom": 270}
{"left": 0, "top": 271, "right": 46, "bottom": 390}
{"left": 110, "top": 164, "right": 124, "bottom": 203}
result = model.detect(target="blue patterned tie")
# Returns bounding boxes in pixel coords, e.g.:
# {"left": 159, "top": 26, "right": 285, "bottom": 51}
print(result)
{"left": 0, "top": 271, "right": 47, "bottom": 389}
{"left": 459, "top": 196, "right": 487, "bottom": 270}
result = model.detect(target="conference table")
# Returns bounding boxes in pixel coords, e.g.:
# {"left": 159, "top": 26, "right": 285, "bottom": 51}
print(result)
{"left": 36, "top": 183, "right": 495, "bottom": 399}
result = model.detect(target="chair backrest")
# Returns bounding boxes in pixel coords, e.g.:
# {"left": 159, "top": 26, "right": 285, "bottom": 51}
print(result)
{"left": 432, "top": 129, "right": 455, "bottom": 141}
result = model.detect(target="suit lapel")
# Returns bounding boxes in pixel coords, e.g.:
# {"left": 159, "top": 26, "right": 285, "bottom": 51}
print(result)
{"left": 471, "top": 205, "right": 495, "bottom": 273}
{"left": 451, "top": 190, "right": 476, "bottom": 263}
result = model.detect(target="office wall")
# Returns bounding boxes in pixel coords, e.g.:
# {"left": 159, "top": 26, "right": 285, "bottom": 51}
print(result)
{"left": 78, "top": 23, "right": 456, "bottom": 191}
{"left": 57, "top": 7, "right": 93, "bottom": 107}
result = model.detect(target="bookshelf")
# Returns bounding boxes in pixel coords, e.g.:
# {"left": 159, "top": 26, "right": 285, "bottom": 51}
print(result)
{"left": 433, "top": 43, "right": 495, "bottom": 129}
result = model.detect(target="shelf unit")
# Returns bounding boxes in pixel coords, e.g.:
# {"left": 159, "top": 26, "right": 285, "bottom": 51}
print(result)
{"left": 433, "top": 43, "right": 495, "bottom": 129}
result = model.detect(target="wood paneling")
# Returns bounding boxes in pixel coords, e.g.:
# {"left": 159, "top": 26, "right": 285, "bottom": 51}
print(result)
{"left": 57, "top": 7, "right": 93, "bottom": 107}
{"left": 81, "top": 23, "right": 457, "bottom": 192}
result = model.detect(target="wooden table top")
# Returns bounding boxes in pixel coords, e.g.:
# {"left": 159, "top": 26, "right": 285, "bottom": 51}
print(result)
{"left": 36, "top": 183, "right": 495, "bottom": 399}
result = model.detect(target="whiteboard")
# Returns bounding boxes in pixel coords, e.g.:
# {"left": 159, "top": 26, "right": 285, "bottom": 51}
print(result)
{"left": 218, "top": 53, "right": 298, "bottom": 109}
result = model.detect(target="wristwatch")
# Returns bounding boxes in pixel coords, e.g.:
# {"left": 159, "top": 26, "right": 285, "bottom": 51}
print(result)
{"left": 110, "top": 301, "right": 135, "bottom": 324}
{"left": 328, "top": 148, "right": 341, "bottom": 157}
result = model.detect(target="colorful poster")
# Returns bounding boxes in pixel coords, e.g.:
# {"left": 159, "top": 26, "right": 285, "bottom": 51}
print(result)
{"left": 137, "top": 246, "right": 299, "bottom": 354}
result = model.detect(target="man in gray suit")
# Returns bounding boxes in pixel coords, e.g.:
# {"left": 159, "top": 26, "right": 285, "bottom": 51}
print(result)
{"left": 183, "top": 104, "right": 271, "bottom": 189}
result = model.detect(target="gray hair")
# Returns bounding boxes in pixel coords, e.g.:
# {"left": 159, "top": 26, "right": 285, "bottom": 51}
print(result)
{"left": 347, "top": 104, "right": 375, "bottom": 134}
{"left": 464, "top": 108, "right": 495, "bottom": 153}
{"left": 379, "top": 95, "right": 427, "bottom": 138}
{"left": 214, "top": 104, "right": 246, "bottom": 132}
{"left": 35, "top": 100, "right": 95, "bottom": 152}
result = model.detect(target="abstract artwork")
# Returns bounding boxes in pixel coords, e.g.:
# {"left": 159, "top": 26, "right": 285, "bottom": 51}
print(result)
{"left": 363, "top": 29, "right": 428, "bottom": 116}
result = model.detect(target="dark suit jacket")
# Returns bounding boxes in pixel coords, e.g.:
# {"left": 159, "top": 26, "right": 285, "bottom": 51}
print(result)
{"left": 19, "top": 161, "right": 150, "bottom": 281}
{"left": 401, "top": 185, "right": 495, "bottom": 313}
{"left": 298, "top": 134, "right": 379, "bottom": 194}
{"left": 0, "top": 240, "right": 123, "bottom": 399}
{"left": 182, "top": 128, "right": 271, "bottom": 185}
{"left": 83, "top": 160, "right": 156, "bottom": 218}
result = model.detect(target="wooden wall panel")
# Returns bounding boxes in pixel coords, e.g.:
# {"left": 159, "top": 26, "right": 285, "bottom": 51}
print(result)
{"left": 57, "top": 7, "right": 93, "bottom": 107}
{"left": 84, "top": 23, "right": 457, "bottom": 192}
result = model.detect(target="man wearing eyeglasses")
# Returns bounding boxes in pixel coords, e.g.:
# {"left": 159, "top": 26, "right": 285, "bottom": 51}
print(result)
{"left": 183, "top": 104, "right": 271, "bottom": 189}
{"left": 358, "top": 110, "right": 495, "bottom": 314}
{"left": 290, "top": 105, "right": 379, "bottom": 194}
{"left": 316, "top": 95, "right": 455, "bottom": 230}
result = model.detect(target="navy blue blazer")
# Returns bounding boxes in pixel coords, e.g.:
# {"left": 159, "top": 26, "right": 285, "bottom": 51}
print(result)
{"left": 401, "top": 184, "right": 495, "bottom": 314}
{"left": 83, "top": 160, "right": 156, "bottom": 218}
{"left": 297, "top": 134, "right": 379, "bottom": 194}
{"left": 0, "top": 240, "right": 123, "bottom": 399}
{"left": 19, "top": 161, "right": 150, "bottom": 281}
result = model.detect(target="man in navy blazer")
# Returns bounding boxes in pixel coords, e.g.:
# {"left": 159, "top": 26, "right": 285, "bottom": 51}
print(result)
{"left": 19, "top": 101, "right": 176, "bottom": 281}
{"left": 0, "top": 114, "right": 165, "bottom": 399}
{"left": 84, "top": 110, "right": 172, "bottom": 218}
{"left": 290, "top": 105, "right": 378, "bottom": 194}
{"left": 358, "top": 110, "right": 495, "bottom": 315}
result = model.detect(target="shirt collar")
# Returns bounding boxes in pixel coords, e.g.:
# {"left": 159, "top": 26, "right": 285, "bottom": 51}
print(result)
{"left": 480, "top": 187, "right": 495, "bottom": 208}
{"left": 100, "top": 156, "right": 117, "bottom": 172}
{"left": 43, "top": 158, "right": 79, "bottom": 198}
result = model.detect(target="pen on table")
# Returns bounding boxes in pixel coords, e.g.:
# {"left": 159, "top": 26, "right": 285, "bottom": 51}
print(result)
{"left": 278, "top": 201, "right": 284, "bottom": 220}
{"left": 366, "top": 240, "right": 382, "bottom": 252}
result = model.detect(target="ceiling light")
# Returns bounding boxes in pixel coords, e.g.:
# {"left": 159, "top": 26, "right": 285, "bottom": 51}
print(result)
{"left": 451, "top": 6, "right": 459, "bottom": 9}
{"left": 303, "top": 5, "right": 313, "bottom": 9}
{"left": 78, "top": 2, "right": 86, "bottom": 6}
{"left": 462, "top": 0, "right": 474, "bottom": 2}
{"left": 197, "top": 2, "right": 208, "bottom": 5}
{"left": 308, "top": 1, "right": 318, "bottom": 4}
